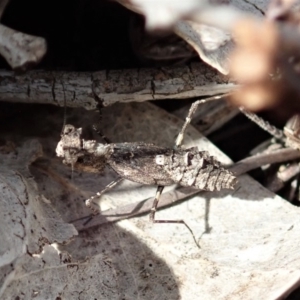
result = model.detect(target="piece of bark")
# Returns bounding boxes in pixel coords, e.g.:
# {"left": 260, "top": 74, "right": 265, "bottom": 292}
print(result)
{"left": 0, "top": 62, "right": 237, "bottom": 109}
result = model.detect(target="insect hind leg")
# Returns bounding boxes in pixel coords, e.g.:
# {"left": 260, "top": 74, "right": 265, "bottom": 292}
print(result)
{"left": 150, "top": 185, "right": 201, "bottom": 248}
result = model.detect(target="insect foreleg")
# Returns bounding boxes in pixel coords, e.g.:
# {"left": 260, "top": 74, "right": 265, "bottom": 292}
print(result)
{"left": 239, "top": 106, "right": 283, "bottom": 139}
{"left": 85, "top": 177, "right": 124, "bottom": 215}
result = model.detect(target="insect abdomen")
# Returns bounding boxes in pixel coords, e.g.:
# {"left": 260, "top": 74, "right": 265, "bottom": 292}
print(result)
{"left": 159, "top": 148, "right": 237, "bottom": 191}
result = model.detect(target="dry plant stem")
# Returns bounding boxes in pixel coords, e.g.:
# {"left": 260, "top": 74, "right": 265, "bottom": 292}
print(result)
{"left": 0, "top": 63, "right": 236, "bottom": 109}
{"left": 72, "top": 147, "right": 300, "bottom": 231}
{"left": 230, "top": 148, "right": 300, "bottom": 176}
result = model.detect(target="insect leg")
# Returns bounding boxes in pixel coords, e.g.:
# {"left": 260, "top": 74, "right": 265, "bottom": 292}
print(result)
{"left": 85, "top": 177, "right": 124, "bottom": 215}
{"left": 149, "top": 185, "right": 164, "bottom": 222}
{"left": 150, "top": 185, "right": 201, "bottom": 248}
{"left": 239, "top": 106, "right": 283, "bottom": 139}
{"left": 175, "top": 93, "right": 230, "bottom": 148}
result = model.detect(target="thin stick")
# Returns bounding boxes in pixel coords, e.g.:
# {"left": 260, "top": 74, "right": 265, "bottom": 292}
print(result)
{"left": 230, "top": 148, "right": 300, "bottom": 176}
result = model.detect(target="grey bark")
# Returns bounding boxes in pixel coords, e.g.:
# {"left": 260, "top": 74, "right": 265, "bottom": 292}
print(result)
{"left": 0, "top": 62, "right": 237, "bottom": 109}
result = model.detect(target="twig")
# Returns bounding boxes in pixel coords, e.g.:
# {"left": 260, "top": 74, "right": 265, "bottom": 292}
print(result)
{"left": 0, "top": 63, "right": 237, "bottom": 109}
{"left": 266, "top": 163, "right": 300, "bottom": 192}
{"left": 71, "top": 147, "right": 300, "bottom": 231}
{"left": 229, "top": 148, "right": 300, "bottom": 176}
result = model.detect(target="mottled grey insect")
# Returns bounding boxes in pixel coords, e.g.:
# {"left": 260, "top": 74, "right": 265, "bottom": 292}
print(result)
{"left": 56, "top": 95, "right": 237, "bottom": 246}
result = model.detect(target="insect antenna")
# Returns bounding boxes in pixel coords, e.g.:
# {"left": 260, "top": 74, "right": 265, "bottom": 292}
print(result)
{"left": 60, "top": 82, "right": 75, "bottom": 178}
{"left": 175, "top": 93, "right": 231, "bottom": 148}
{"left": 61, "top": 81, "right": 67, "bottom": 135}
{"left": 93, "top": 103, "right": 111, "bottom": 144}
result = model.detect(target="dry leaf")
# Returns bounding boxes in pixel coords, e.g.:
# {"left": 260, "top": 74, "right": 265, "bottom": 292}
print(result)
{"left": 0, "top": 139, "right": 77, "bottom": 268}
{"left": 175, "top": 21, "right": 233, "bottom": 74}
{"left": 0, "top": 245, "right": 119, "bottom": 299}
{"left": 117, "top": 0, "right": 205, "bottom": 30}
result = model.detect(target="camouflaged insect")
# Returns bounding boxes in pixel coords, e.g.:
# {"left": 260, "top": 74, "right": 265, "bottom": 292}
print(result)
{"left": 56, "top": 124, "right": 237, "bottom": 192}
